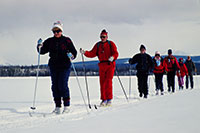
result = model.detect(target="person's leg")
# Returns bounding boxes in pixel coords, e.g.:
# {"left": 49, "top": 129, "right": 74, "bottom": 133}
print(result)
{"left": 190, "top": 74, "right": 194, "bottom": 89}
{"left": 159, "top": 73, "right": 164, "bottom": 93}
{"left": 105, "top": 65, "right": 115, "bottom": 101}
{"left": 58, "top": 68, "right": 71, "bottom": 107}
{"left": 171, "top": 72, "right": 176, "bottom": 92}
{"left": 167, "top": 73, "right": 171, "bottom": 92}
{"left": 143, "top": 73, "right": 148, "bottom": 98}
{"left": 186, "top": 75, "right": 189, "bottom": 89}
{"left": 137, "top": 72, "right": 143, "bottom": 97}
{"left": 50, "top": 68, "right": 61, "bottom": 108}
{"left": 178, "top": 76, "right": 181, "bottom": 89}
{"left": 181, "top": 76, "right": 184, "bottom": 89}
{"left": 99, "top": 66, "right": 107, "bottom": 101}
{"left": 155, "top": 74, "right": 159, "bottom": 91}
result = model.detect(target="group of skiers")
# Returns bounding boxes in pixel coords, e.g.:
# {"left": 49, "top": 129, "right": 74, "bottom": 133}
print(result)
{"left": 37, "top": 21, "right": 197, "bottom": 114}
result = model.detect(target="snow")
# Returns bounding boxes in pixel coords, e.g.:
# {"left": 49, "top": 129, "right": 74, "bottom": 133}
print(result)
{"left": 0, "top": 75, "right": 200, "bottom": 133}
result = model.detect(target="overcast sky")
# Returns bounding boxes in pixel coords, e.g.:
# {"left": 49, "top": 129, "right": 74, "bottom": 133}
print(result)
{"left": 0, "top": 0, "right": 200, "bottom": 65}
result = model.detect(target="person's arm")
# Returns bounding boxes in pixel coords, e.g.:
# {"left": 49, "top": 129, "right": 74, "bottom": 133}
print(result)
{"left": 129, "top": 54, "right": 138, "bottom": 65}
{"left": 110, "top": 41, "right": 119, "bottom": 61}
{"left": 184, "top": 64, "right": 188, "bottom": 75}
{"left": 148, "top": 54, "right": 154, "bottom": 72}
{"left": 163, "top": 58, "right": 168, "bottom": 72}
{"left": 192, "top": 61, "right": 197, "bottom": 72}
{"left": 175, "top": 57, "right": 181, "bottom": 70}
{"left": 38, "top": 39, "right": 50, "bottom": 55}
{"left": 84, "top": 43, "right": 98, "bottom": 58}
{"left": 67, "top": 38, "right": 77, "bottom": 59}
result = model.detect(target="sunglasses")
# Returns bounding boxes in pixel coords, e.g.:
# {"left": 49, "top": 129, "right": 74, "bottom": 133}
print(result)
{"left": 100, "top": 36, "right": 106, "bottom": 39}
{"left": 155, "top": 54, "right": 160, "bottom": 57}
{"left": 52, "top": 29, "right": 62, "bottom": 34}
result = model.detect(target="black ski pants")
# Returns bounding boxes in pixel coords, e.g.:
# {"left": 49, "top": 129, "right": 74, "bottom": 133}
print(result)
{"left": 167, "top": 71, "right": 176, "bottom": 92}
{"left": 154, "top": 73, "right": 164, "bottom": 92}
{"left": 186, "top": 73, "right": 194, "bottom": 89}
{"left": 137, "top": 71, "right": 148, "bottom": 96}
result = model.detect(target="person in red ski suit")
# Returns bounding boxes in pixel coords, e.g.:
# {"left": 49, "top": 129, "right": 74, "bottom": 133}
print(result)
{"left": 80, "top": 29, "right": 118, "bottom": 106}
{"left": 163, "top": 49, "right": 180, "bottom": 93}
{"left": 177, "top": 58, "right": 188, "bottom": 89}
{"left": 153, "top": 51, "right": 168, "bottom": 95}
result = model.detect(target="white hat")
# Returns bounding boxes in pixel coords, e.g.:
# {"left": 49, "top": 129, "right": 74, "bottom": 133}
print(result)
{"left": 52, "top": 21, "right": 63, "bottom": 31}
{"left": 155, "top": 51, "right": 160, "bottom": 55}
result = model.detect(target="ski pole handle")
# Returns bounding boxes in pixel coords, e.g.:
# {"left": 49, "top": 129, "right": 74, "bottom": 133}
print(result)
{"left": 80, "top": 48, "right": 85, "bottom": 54}
{"left": 37, "top": 38, "right": 43, "bottom": 49}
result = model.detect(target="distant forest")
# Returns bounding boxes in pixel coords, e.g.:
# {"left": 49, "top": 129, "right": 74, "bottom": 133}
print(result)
{"left": 0, "top": 62, "right": 199, "bottom": 77}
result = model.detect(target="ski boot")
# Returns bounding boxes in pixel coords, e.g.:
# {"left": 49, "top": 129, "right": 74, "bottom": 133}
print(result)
{"left": 156, "top": 90, "right": 159, "bottom": 95}
{"left": 52, "top": 107, "right": 61, "bottom": 114}
{"left": 100, "top": 100, "right": 107, "bottom": 107}
{"left": 106, "top": 99, "right": 112, "bottom": 106}
{"left": 63, "top": 106, "right": 70, "bottom": 114}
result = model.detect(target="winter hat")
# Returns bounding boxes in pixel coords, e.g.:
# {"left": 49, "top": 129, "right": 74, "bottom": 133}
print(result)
{"left": 100, "top": 29, "right": 108, "bottom": 36}
{"left": 179, "top": 58, "right": 183, "bottom": 62}
{"left": 168, "top": 49, "right": 172, "bottom": 55}
{"left": 155, "top": 51, "right": 160, "bottom": 56}
{"left": 52, "top": 21, "right": 63, "bottom": 31}
{"left": 139, "top": 44, "right": 146, "bottom": 51}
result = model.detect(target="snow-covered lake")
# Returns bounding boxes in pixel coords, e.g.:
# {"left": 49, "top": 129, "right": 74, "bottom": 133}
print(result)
{"left": 0, "top": 75, "right": 200, "bottom": 133}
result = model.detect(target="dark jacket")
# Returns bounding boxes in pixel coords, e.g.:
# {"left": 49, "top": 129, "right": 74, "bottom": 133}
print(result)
{"left": 38, "top": 35, "right": 77, "bottom": 70}
{"left": 185, "top": 59, "right": 196, "bottom": 74}
{"left": 129, "top": 53, "right": 153, "bottom": 73}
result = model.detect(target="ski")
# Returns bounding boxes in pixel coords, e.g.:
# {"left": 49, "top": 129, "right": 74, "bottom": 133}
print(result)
{"left": 29, "top": 111, "right": 71, "bottom": 118}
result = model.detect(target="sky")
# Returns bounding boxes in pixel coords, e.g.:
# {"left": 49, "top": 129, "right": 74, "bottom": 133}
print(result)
{"left": 0, "top": 0, "right": 200, "bottom": 65}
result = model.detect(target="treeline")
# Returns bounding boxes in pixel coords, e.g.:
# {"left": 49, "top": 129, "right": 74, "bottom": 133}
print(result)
{"left": 0, "top": 63, "right": 199, "bottom": 77}
{"left": 0, "top": 65, "right": 50, "bottom": 77}
{"left": 0, "top": 64, "right": 137, "bottom": 77}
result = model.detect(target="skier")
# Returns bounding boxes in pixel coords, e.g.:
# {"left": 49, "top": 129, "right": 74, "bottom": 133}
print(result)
{"left": 163, "top": 49, "right": 180, "bottom": 93}
{"left": 80, "top": 29, "right": 118, "bottom": 106}
{"left": 176, "top": 58, "right": 188, "bottom": 90}
{"left": 153, "top": 51, "right": 167, "bottom": 95}
{"left": 37, "top": 21, "right": 77, "bottom": 114}
{"left": 129, "top": 44, "right": 154, "bottom": 98}
{"left": 185, "top": 56, "right": 196, "bottom": 89}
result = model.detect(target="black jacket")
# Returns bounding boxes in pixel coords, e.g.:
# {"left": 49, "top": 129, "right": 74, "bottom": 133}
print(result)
{"left": 38, "top": 35, "right": 77, "bottom": 70}
{"left": 129, "top": 53, "right": 153, "bottom": 73}
{"left": 185, "top": 59, "right": 196, "bottom": 74}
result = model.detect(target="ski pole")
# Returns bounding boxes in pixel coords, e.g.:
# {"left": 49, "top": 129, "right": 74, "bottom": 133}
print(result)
{"left": 81, "top": 51, "right": 92, "bottom": 109}
{"left": 115, "top": 69, "right": 129, "bottom": 102}
{"left": 70, "top": 58, "right": 89, "bottom": 113}
{"left": 129, "top": 65, "right": 132, "bottom": 98}
{"left": 30, "top": 47, "right": 41, "bottom": 110}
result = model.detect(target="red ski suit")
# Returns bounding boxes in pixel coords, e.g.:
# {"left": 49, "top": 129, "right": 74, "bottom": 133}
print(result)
{"left": 84, "top": 40, "right": 118, "bottom": 100}
{"left": 176, "top": 63, "right": 188, "bottom": 77}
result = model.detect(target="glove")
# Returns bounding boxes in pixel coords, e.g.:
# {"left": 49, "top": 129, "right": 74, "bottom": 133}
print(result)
{"left": 165, "top": 70, "right": 168, "bottom": 75}
{"left": 67, "top": 52, "right": 74, "bottom": 60}
{"left": 108, "top": 56, "right": 114, "bottom": 62}
{"left": 80, "top": 48, "right": 85, "bottom": 54}
{"left": 37, "top": 38, "right": 43, "bottom": 49}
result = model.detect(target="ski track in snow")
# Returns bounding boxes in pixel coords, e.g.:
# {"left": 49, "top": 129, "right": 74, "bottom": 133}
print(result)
{"left": 0, "top": 76, "right": 199, "bottom": 132}
{"left": 0, "top": 90, "right": 186, "bottom": 132}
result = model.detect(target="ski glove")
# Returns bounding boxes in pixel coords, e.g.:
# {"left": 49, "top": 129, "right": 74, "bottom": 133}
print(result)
{"left": 80, "top": 48, "right": 85, "bottom": 54}
{"left": 108, "top": 56, "right": 114, "bottom": 62}
{"left": 67, "top": 52, "right": 74, "bottom": 60}
{"left": 37, "top": 38, "right": 43, "bottom": 49}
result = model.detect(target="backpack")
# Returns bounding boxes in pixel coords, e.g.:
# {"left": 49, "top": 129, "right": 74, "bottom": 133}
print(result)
{"left": 165, "top": 56, "right": 177, "bottom": 71}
